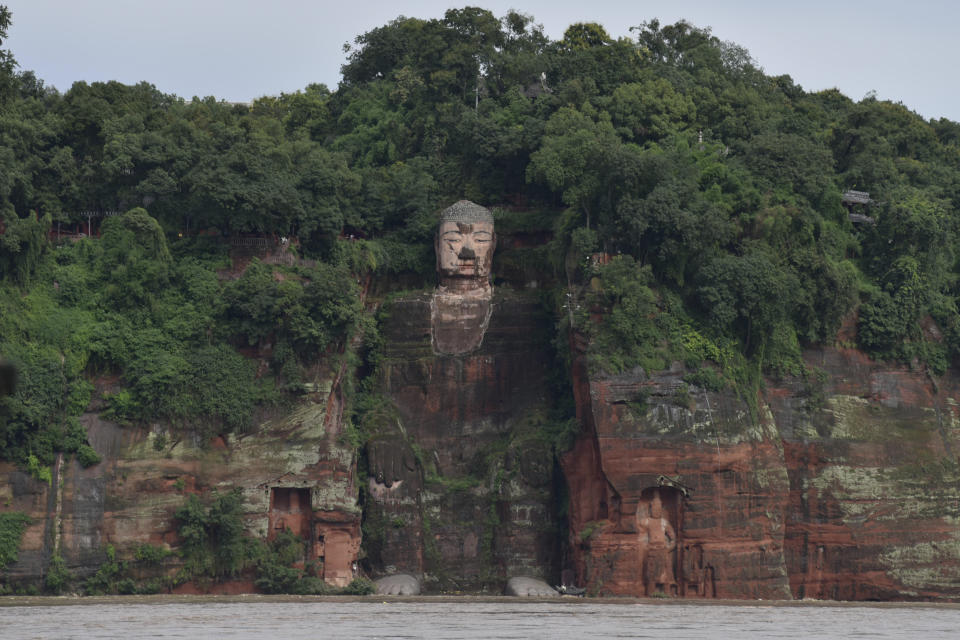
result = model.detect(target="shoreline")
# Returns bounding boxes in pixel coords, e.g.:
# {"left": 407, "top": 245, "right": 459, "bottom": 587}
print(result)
{"left": 1, "top": 594, "right": 959, "bottom": 609}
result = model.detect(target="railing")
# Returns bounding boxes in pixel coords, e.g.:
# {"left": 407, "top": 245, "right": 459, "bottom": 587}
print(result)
{"left": 841, "top": 190, "right": 872, "bottom": 205}
{"left": 848, "top": 213, "right": 876, "bottom": 225}
{"left": 229, "top": 236, "right": 271, "bottom": 249}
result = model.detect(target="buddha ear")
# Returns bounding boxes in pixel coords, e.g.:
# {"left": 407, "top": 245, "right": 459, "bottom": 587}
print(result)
{"left": 491, "top": 232, "right": 497, "bottom": 251}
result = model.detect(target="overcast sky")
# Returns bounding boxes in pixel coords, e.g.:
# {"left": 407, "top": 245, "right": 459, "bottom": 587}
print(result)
{"left": 4, "top": 0, "right": 958, "bottom": 122}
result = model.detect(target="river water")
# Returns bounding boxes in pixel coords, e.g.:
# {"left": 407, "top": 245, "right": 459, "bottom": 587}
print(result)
{"left": 2, "top": 598, "right": 958, "bottom": 639}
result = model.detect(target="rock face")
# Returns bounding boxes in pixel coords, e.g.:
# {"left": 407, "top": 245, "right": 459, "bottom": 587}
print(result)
{"left": 5, "top": 308, "right": 960, "bottom": 600}
{"left": 2, "top": 368, "right": 363, "bottom": 590}
{"left": 773, "top": 345, "right": 960, "bottom": 601}
{"left": 561, "top": 336, "right": 960, "bottom": 600}
{"left": 562, "top": 354, "right": 791, "bottom": 599}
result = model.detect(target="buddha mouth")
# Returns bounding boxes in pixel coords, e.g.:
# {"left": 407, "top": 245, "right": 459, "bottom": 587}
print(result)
{"left": 441, "top": 260, "right": 486, "bottom": 277}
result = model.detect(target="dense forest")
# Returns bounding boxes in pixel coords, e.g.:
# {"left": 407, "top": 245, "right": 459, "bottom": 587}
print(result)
{"left": 3, "top": 5, "right": 960, "bottom": 473}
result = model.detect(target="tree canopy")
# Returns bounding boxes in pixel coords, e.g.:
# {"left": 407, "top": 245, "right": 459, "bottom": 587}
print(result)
{"left": 3, "top": 5, "right": 960, "bottom": 464}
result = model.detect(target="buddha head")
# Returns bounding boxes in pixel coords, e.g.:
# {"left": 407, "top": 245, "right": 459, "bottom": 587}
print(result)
{"left": 435, "top": 200, "right": 496, "bottom": 287}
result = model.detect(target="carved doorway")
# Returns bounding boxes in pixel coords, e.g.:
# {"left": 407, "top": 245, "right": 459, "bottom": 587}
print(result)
{"left": 269, "top": 487, "right": 312, "bottom": 540}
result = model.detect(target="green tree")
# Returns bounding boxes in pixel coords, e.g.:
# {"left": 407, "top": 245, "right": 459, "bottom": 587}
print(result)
{"left": 696, "top": 246, "right": 800, "bottom": 353}
{"left": 0, "top": 5, "right": 16, "bottom": 101}
{"left": 527, "top": 106, "right": 641, "bottom": 230}
{"left": 561, "top": 23, "right": 612, "bottom": 49}
{"left": 175, "top": 489, "right": 251, "bottom": 579}
{"left": 97, "top": 208, "right": 171, "bottom": 307}
{"left": 609, "top": 78, "right": 696, "bottom": 142}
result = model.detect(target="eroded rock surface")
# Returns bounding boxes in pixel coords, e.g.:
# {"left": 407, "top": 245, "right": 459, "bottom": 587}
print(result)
{"left": 561, "top": 332, "right": 960, "bottom": 600}
{"left": 562, "top": 355, "right": 790, "bottom": 599}
{"left": 2, "top": 368, "right": 362, "bottom": 590}
{"left": 772, "top": 345, "right": 960, "bottom": 601}
{"left": 6, "top": 227, "right": 960, "bottom": 602}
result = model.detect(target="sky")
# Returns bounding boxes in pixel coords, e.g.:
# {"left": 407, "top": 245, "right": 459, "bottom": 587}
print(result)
{"left": 3, "top": 0, "right": 958, "bottom": 122}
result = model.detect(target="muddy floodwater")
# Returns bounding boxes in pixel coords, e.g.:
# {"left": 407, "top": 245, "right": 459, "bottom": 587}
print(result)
{"left": 2, "top": 596, "right": 959, "bottom": 639}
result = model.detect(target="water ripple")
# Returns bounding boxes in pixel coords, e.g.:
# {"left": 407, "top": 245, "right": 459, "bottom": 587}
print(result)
{"left": 1, "top": 600, "right": 959, "bottom": 640}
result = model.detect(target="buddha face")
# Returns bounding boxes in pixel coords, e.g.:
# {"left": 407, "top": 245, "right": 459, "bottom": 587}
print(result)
{"left": 436, "top": 220, "right": 495, "bottom": 280}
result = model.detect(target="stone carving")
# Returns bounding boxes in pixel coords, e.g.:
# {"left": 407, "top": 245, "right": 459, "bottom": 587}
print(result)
{"left": 375, "top": 573, "right": 421, "bottom": 595}
{"left": 636, "top": 489, "right": 677, "bottom": 596}
{"left": 431, "top": 200, "right": 496, "bottom": 354}
{"left": 435, "top": 200, "right": 496, "bottom": 287}
{"left": 367, "top": 434, "right": 420, "bottom": 495}
{"left": 269, "top": 487, "right": 311, "bottom": 540}
{"left": 504, "top": 576, "right": 559, "bottom": 597}
{"left": 366, "top": 200, "right": 558, "bottom": 590}
{"left": 681, "top": 543, "right": 715, "bottom": 597}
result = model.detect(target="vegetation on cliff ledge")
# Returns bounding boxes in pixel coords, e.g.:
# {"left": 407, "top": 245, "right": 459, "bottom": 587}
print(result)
{"left": 2, "top": 6, "right": 960, "bottom": 462}
{"left": 0, "top": 511, "right": 30, "bottom": 572}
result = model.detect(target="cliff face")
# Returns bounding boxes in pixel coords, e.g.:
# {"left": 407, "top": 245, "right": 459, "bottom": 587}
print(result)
{"left": 4, "top": 283, "right": 960, "bottom": 600}
{"left": 2, "top": 366, "right": 362, "bottom": 590}
{"left": 562, "top": 348, "right": 792, "bottom": 599}
{"left": 774, "top": 345, "right": 960, "bottom": 601}
{"left": 562, "top": 336, "right": 960, "bottom": 600}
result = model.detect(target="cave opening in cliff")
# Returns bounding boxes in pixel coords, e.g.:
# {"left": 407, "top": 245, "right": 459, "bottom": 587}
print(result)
{"left": 269, "top": 487, "right": 312, "bottom": 541}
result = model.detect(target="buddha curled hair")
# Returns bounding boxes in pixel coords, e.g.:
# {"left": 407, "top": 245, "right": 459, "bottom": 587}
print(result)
{"left": 439, "top": 200, "right": 494, "bottom": 225}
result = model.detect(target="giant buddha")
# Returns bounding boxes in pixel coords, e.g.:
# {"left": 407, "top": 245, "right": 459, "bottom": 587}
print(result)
{"left": 364, "top": 198, "right": 561, "bottom": 591}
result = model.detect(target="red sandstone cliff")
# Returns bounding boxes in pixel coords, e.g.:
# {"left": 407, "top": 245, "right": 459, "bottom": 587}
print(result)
{"left": 5, "top": 294, "right": 960, "bottom": 600}
{"left": 1, "top": 366, "right": 362, "bottom": 591}
{"left": 562, "top": 333, "right": 960, "bottom": 601}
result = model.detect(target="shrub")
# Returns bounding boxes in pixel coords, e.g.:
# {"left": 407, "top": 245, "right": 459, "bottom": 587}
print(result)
{"left": 586, "top": 257, "right": 666, "bottom": 374}
{"left": 342, "top": 576, "right": 375, "bottom": 595}
{"left": 175, "top": 489, "right": 252, "bottom": 580}
{"left": 83, "top": 544, "right": 123, "bottom": 595}
{"left": 253, "top": 530, "right": 332, "bottom": 595}
{"left": 26, "top": 454, "right": 52, "bottom": 486}
{"left": 77, "top": 444, "right": 101, "bottom": 468}
{"left": 0, "top": 512, "right": 31, "bottom": 571}
{"left": 683, "top": 367, "right": 727, "bottom": 392}
{"left": 254, "top": 560, "right": 301, "bottom": 594}
{"left": 134, "top": 543, "right": 171, "bottom": 565}
{"left": 44, "top": 554, "right": 71, "bottom": 594}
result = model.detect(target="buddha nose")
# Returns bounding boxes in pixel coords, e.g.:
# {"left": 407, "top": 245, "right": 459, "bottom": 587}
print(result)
{"left": 458, "top": 246, "right": 476, "bottom": 260}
